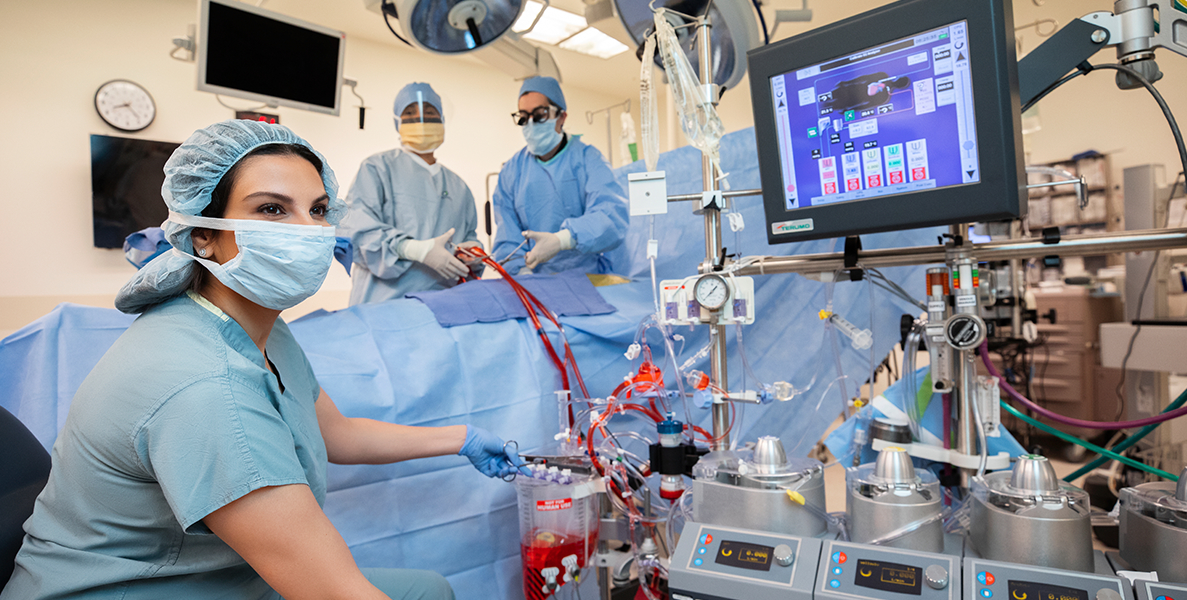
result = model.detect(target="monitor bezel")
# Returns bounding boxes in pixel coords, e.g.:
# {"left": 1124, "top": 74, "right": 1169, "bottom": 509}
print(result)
{"left": 748, "top": 0, "right": 1025, "bottom": 245}
{"left": 197, "top": 0, "right": 346, "bottom": 116}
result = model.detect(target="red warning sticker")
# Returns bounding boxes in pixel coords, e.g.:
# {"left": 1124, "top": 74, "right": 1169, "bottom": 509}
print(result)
{"left": 536, "top": 499, "right": 573, "bottom": 511}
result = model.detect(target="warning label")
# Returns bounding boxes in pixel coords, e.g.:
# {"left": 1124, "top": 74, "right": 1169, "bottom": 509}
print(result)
{"left": 537, "top": 498, "right": 573, "bottom": 511}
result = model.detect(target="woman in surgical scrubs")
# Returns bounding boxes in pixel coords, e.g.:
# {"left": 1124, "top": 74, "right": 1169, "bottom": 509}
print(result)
{"left": 0, "top": 121, "right": 519, "bottom": 600}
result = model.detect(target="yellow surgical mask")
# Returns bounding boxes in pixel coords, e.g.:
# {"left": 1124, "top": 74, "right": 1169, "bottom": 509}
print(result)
{"left": 400, "top": 122, "right": 445, "bottom": 153}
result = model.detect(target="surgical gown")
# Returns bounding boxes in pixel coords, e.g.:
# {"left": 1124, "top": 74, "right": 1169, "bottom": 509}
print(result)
{"left": 492, "top": 135, "right": 629, "bottom": 275}
{"left": 340, "top": 148, "right": 478, "bottom": 305}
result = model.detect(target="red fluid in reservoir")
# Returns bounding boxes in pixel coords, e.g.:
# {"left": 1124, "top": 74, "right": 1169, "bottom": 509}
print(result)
{"left": 521, "top": 530, "right": 598, "bottom": 600}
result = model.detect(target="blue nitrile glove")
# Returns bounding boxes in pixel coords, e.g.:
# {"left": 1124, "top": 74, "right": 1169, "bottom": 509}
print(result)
{"left": 458, "top": 426, "right": 528, "bottom": 478}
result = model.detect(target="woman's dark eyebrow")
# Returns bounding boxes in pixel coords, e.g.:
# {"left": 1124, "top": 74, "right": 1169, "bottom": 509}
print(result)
{"left": 242, "top": 192, "right": 330, "bottom": 204}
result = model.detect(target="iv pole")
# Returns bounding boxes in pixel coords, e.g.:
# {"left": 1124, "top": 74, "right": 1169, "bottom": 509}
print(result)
{"left": 586, "top": 99, "right": 632, "bottom": 167}
{"left": 693, "top": 14, "right": 732, "bottom": 451}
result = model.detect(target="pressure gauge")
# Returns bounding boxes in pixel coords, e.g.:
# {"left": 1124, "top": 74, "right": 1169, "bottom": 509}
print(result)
{"left": 944, "top": 313, "right": 987, "bottom": 351}
{"left": 693, "top": 273, "right": 730, "bottom": 311}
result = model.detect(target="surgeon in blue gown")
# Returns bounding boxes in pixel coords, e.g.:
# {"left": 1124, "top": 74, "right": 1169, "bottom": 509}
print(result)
{"left": 490, "top": 76, "right": 629, "bottom": 275}
{"left": 341, "top": 82, "right": 482, "bottom": 304}
{"left": 0, "top": 120, "right": 522, "bottom": 600}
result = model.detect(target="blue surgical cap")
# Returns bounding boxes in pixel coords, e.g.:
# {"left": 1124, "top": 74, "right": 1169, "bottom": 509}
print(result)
{"left": 519, "top": 76, "right": 566, "bottom": 111}
{"left": 393, "top": 82, "right": 443, "bottom": 131}
{"left": 115, "top": 119, "right": 343, "bottom": 314}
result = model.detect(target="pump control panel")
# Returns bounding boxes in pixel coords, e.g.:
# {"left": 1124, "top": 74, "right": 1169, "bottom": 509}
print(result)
{"left": 815, "top": 540, "right": 960, "bottom": 600}
{"left": 669, "top": 522, "right": 820, "bottom": 600}
{"left": 963, "top": 559, "right": 1133, "bottom": 600}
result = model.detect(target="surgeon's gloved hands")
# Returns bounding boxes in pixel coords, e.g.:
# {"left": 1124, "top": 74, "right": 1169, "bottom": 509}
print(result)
{"left": 458, "top": 426, "right": 527, "bottom": 478}
{"left": 523, "top": 229, "right": 574, "bottom": 271}
{"left": 400, "top": 228, "right": 469, "bottom": 280}
{"left": 456, "top": 241, "right": 485, "bottom": 270}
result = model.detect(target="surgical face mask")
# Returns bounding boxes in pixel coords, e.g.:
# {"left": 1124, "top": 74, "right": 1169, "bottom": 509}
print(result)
{"left": 170, "top": 211, "right": 336, "bottom": 310}
{"left": 400, "top": 122, "right": 445, "bottom": 153}
{"left": 523, "top": 118, "right": 563, "bottom": 156}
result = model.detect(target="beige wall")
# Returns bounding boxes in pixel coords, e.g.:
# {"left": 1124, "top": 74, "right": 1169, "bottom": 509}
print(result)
{"left": 0, "top": 0, "right": 622, "bottom": 335}
{"left": 3, "top": 0, "right": 1186, "bottom": 337}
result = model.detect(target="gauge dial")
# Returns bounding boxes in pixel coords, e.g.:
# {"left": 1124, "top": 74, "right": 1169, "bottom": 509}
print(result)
{"left": 693, "top": 274, "right": 731, "bottom": 311}
{"left": 94, "top": 79, "right": 156, "bottom": 132}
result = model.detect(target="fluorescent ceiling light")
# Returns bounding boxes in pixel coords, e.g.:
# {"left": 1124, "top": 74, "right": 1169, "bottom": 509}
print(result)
{"left": 512, "top": 0, "right": 626, "bottom": 59}
{"left": 512, "top": 1, "right": 544, "bottom": 32}
{"left": 558, "top": 27, "right": 628, "bottom": 59}
{"left": 515, "top": 2, "right": 587, "bottom": 45}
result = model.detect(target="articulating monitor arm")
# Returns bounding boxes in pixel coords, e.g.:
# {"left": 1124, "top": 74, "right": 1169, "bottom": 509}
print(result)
{"left": 1018, "top": 0, "right": 1187, "bottom": 108}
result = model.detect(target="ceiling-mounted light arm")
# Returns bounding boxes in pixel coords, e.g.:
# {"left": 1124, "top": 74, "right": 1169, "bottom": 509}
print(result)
{"left": 769, "top": 0, "right": 811, "bottom": 39}
{"left": 380, "top": 0, "right": 413, "bottom": 46}
{"left": 520, "top": 0, "right": 550, "bottom": 36}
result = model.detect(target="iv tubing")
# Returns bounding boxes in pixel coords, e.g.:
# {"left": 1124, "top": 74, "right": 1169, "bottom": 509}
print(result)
{"left": 1000, "top": 401, "right": 1179, "bottom": 481}
{"left": 981, "top": 340, "right": 1187, "bottom": 429}
{"left": 1064, "top": 386, "right": 1187, "bottom": 482}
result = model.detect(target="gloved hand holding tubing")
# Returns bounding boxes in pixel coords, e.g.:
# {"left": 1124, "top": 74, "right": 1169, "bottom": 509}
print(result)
{"left": 399, "top": 228, "right": 469, "bottom": 280}
{"left": 458, "top": 426, "right": 528, "bottom": 478}
{"left": 523, "top": 229, "right": 573, "bottom": 270}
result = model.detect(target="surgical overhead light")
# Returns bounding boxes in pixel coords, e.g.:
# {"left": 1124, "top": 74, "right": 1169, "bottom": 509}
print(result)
{"left": 363, "top": 0, "right": 561, "bottom": 80}
{"left": 611, "top": 0, "right": 762, "bottom": 91}
{"left": 380, "top": 0, "right": 525, "bottom": 53}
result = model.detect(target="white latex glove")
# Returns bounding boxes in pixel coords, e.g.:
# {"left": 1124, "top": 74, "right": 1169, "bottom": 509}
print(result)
{"left": 399, "top": 228, "right": 469, "bottom": 280}
{"left": 457, "top": 241, "right": 484, "bottom": 266}
{"left": 523, "top": 229, "right": 573, "bottom": 271}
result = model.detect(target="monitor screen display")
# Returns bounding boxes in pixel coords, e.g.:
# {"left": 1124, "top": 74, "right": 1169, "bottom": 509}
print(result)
{"left": 200, "top": 0, "right": 344, "bottom": 114}
{"left": 91, "top": 135, "right": 179, "bottom": 249}
{"left": 769, "top": 21, "right": 979, "bottom": 211}
{"left": 747, "top": 0, "right": 1023, "bottom": 244}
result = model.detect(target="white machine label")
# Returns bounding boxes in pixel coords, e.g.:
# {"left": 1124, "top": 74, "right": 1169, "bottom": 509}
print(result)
{"left": 906, "top": 138, "right": 929, "bottom": 183}
{"left": 818, "top": 156, "right": 839, "bottom": 195}
{"left": 913, "top": 77, "right": 936, "bottom": 115}
{"left": 956, "top": 295, "right": 978, "bottom": 307}
{"left": 883, "top": 144, "right": 907, "bottom": 186}
{"left": 927, "top": 301, "right": 946, "bottom": 313}
{"left": 862, "top": 148, "right": 885, "bottom": 189}
{"left": 772, "top": 218, "right": 814, "bottom": 234}
{"left": 842, "top": 152, "right": 862, "bottom": 192}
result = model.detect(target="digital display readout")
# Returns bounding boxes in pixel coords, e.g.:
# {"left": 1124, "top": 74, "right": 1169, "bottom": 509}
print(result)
{"left": 1007, "top": 581, "right": 1089, "bottom": 600}
{"left": 853, "top": 559, "right": 923, "bottom": 595}
{"left": 714, "top": 540, "right": 775, "bottom": 572}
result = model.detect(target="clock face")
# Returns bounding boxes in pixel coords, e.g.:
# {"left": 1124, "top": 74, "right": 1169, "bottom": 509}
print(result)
{"left": 94, "top": 80, "right": 156, "bottom": 132}
{"left": 694, "top": 274, "right": 730, "bottom": 310}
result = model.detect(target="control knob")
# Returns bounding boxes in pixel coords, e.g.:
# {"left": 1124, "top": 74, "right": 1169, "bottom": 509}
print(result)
{"left": 924, "top": 565, "right": 949, "bottom": 590}
{"left": 774, "top": 544, "right": 795, "bottom": 567}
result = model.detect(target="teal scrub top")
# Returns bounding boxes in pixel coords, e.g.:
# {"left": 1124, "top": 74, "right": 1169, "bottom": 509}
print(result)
{"left": 1, "top": 292, "right": 327, "bottom": 600}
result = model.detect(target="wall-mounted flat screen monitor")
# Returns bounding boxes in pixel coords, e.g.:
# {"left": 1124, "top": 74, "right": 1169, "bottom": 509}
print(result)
{"left": 91, "top": 134, "right": 179, "bottom": 249}
{"left": 748, "top": 0, "right": 1026, "bottom": 244}
{"left": 198, "top": 0, "right": 345, "bottom": 115}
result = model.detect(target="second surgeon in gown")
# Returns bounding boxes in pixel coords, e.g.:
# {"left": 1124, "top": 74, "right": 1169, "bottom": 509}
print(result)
{"left": 491, "top": 76, "right": 629, "bottom": 276}
{"left": 341, "top": 83, "right": 481, "bottom": 304}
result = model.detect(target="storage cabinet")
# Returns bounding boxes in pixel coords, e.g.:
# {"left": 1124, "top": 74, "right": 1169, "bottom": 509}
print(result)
{"left": 1001, "top": 287, "right": 1123, "bottom": 440}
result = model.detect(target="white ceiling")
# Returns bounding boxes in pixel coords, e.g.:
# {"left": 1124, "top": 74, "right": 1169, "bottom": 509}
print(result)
{"left": 251, "top": 0, "right": 647, "bottom": 102}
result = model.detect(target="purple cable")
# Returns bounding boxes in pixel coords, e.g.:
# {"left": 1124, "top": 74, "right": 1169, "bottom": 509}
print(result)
{"left": 980, "top": 340, "right": 1187, "bottom": 430}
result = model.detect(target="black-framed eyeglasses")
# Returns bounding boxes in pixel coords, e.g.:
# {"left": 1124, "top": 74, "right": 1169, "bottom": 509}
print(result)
{"left": 511, "top": 106, "right": 558, "bottom": 126}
